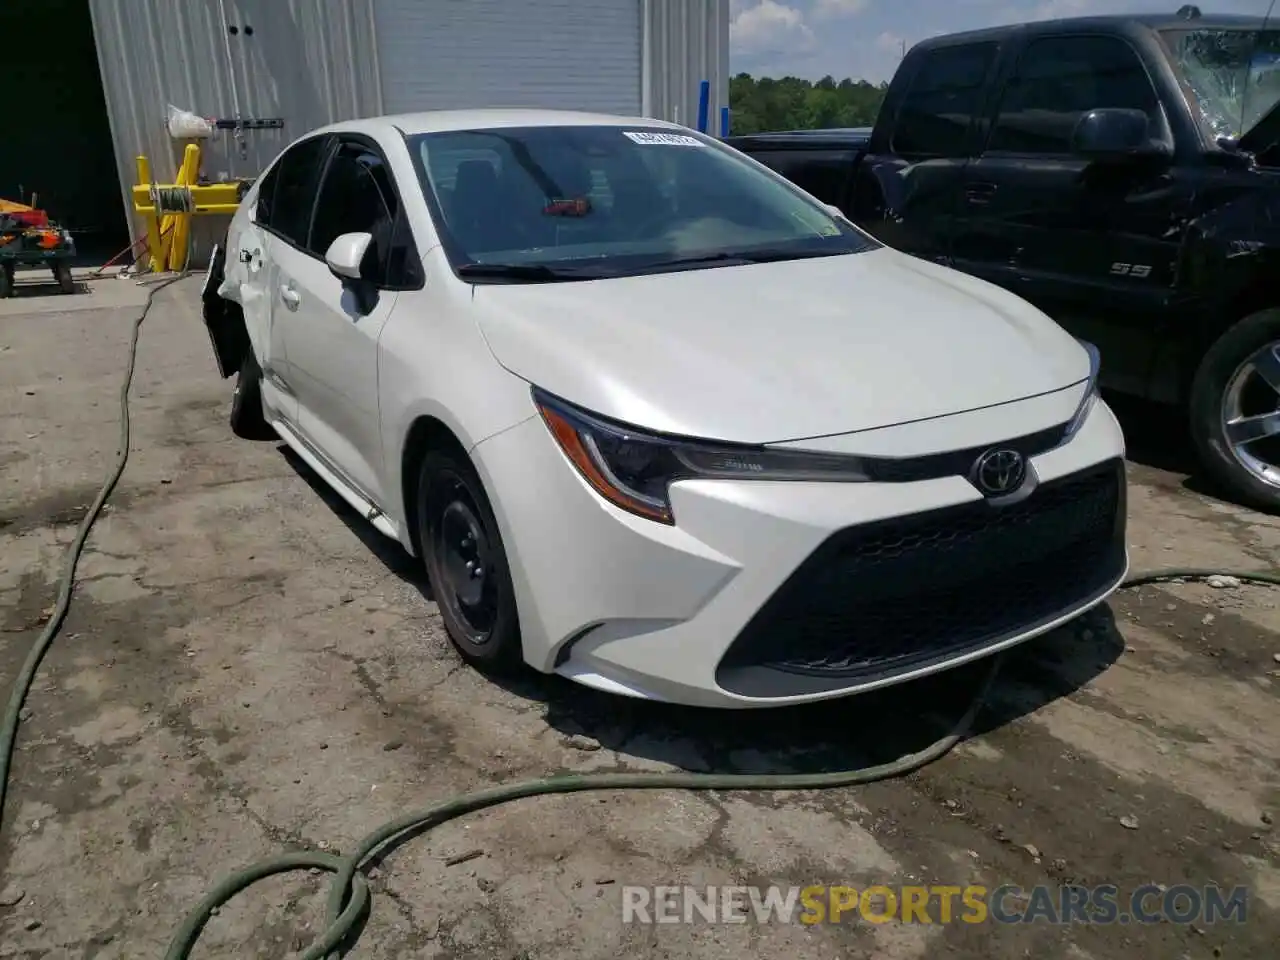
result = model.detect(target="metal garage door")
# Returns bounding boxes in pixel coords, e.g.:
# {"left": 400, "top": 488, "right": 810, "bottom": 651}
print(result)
{"left": 374, "top": 0, "right": 642, "bottom": 116}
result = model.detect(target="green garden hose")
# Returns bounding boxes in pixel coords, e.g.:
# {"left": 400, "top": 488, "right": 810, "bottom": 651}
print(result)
{"left": 1, "top": 286, "right": 1277, "bottom": 959}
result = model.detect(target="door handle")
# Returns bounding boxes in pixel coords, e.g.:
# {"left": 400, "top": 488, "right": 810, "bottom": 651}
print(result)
{"left": 965, "top": 182, "right": 997, "bottom": 204}
{"left": 280, "top": 284, "right": 301, "bottom": 309}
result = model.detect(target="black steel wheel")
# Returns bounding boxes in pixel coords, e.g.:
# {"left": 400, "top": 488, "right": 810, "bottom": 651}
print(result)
{"left": 417, "top": 449, "right": 522, "bottom": 670}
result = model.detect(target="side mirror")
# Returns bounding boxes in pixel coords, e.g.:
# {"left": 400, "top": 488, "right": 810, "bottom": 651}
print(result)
{"left": 325, "top": 232, "right": 373, "bottom": 281}
{"left": 1071, "top": 108, "right": 1171, "bottom": 161}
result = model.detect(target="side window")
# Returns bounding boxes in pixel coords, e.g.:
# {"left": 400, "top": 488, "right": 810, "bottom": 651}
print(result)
{"left": 891, "top": 43, "right": 998, "bottom": 157}
{"left": 268, "top": 136, "right": 330, "bottom": 245}
{"left": 253, "top": 164, "right": 278, "bottom": 225}
{"left": 742, "top": 150, "right": 855, "bottom": 207}
{"left": 308, "top": 141, "right": 399, "bottom": 281}
{"left": 989, "top": 35, "right": 1161, "bottom": 154}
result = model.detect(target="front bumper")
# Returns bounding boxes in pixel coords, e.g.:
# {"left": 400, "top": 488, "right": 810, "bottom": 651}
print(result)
{"left": 472, "top": 398, "right": 1128, "bottom": 708}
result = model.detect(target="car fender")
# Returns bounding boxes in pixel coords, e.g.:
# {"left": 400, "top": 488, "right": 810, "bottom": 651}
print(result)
{"left": 376, "top": 257, "right": 540, "bottom": 542}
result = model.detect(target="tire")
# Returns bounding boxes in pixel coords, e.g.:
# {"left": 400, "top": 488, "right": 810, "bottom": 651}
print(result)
{"left": 416, "top": 448, "right": 523, "bottom": 671}
{"left": 0, "top": 263, "right": 13, "bottom": 299}
{"left": 1188, "top": 307, "right": 1280, "bottom": 514}
{"left": 229, "top": 350, "right": 276, "bottom": 441}
{"left": 53, "top": 261, "right": 75, "bottom": 294}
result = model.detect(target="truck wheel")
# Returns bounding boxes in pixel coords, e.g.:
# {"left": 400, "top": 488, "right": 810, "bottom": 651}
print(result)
{"left": 0, "top": 262, "right": 13, "bottom": 299}
{"left": 229, "top": 350, "right": 276, "bottom": 441}
{"left": 1189, "top": 307, "right": 1280, "bottom": 513}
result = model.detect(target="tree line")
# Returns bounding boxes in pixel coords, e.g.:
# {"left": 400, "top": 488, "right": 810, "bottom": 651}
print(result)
{"left": 728, "top": 73, "right": 888, "bottom": 135}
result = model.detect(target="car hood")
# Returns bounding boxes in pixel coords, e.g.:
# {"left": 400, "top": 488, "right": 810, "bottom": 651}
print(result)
{"left": 471, "top": 247, "right": 1091, "bottom": 444}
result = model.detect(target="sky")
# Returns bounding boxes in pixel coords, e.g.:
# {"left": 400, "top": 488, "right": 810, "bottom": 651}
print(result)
{"left": 729, "top": 0, "right": 1280, "bottom": 82}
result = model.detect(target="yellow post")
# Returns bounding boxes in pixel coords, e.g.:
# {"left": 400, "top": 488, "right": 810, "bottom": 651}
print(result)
{"left": 166, "top": 143, "right": 201, "bottom": 272}
{"left": 135, "top": 155, "right": 164, "bottom": 274}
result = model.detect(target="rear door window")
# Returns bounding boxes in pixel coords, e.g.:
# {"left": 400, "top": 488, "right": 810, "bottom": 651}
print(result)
{"left": 262, "top": 135, "right": 330, "bottom": 247}
{"left": 891, "top": 42, "right": 999, "bottom": 157}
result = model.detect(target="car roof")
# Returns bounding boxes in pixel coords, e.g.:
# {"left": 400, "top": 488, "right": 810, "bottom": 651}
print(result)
{"left": 916, "top": 11, "right": 1273, "bottom": 48}
{"left": 312, "top": 108, "right": 688, "bottom": 139}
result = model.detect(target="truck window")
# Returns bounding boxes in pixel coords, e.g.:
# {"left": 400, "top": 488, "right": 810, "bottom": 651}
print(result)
{"left": 745, "top": 149, "right": 855, "bottom": 206}
{"left": 988, "top": 35, "right": 1161, "bottom": 154}
{"left": 891, "top": 42, "right": 998, "bottom": 157}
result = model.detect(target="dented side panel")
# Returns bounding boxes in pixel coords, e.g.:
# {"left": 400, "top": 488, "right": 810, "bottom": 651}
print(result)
{"left": 201, "top": 245, "right": 249, "bottom": 380}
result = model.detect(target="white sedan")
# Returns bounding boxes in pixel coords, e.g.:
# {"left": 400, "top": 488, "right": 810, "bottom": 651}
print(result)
{"left": 202, "top": 109, "right": 1128, "bottom": 709}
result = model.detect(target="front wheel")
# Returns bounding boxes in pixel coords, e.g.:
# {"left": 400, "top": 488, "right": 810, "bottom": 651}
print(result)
{"left": 416, "top": 449, "right": 523, "bottom": 671}
{"left": 1189, "top": 307, "right": 1280, "bottom": 513}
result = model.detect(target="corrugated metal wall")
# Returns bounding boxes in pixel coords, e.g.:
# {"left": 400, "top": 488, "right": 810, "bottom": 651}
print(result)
{"left": 88, "top": 0, "right": 383, "bottom": 260}
{"left": 643, "top": 0, "right": 730, "bottom": 131}
{"left": 88, "top": 0, "right": 728, "bottom": 261}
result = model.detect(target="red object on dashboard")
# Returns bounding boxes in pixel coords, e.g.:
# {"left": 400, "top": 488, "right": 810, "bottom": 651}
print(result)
{"left": 542, "top": 198, "right": 591, "bottom": 217}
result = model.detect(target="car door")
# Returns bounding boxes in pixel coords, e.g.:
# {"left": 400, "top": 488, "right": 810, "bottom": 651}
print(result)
{"left": 251, "top": 134, "right": 333, "bottom": 427}
{"left": 273, "top": 135, "right": 407, "bottom": 510}
{"left": 852, "top": 41, "right": 1000, "bottom": 263}
{"left": 951, "top": 33, "right": 1191, "bottom": 396}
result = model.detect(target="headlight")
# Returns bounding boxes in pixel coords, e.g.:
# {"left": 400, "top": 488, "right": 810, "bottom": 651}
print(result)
{"left": 533, "top": 388, "right": 871, "bottom": 524}
{"left": 1063, "top": 339, "right": 1101, "bottom": 441}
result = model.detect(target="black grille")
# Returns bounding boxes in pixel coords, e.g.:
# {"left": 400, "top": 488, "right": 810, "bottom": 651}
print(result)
{"left": 716, "top": 460, "right": 1126, "bottom": 698}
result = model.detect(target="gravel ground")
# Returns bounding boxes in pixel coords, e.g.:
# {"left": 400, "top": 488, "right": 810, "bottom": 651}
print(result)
{"left": 0, "top": 276, "right": 1277, "bottom": 959}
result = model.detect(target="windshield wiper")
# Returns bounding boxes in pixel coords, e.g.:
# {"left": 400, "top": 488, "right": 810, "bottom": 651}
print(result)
{"left": 644, "top": 248, "right": 845, "bottom": 270}
{"left": 456, "top": 262, "right": 590, "bottom": 283}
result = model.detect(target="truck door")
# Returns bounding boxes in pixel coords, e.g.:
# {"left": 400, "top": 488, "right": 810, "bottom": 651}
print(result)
{"left": 952, "top": 33, "right": 1192, "bottom": 397}
{"left": 853, "top": 40, "right": 999, "bottom": 264}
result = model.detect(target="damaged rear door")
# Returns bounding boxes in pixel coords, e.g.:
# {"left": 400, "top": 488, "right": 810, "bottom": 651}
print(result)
{"left": 231, "top": 134, "right": 333, "bottom": 427}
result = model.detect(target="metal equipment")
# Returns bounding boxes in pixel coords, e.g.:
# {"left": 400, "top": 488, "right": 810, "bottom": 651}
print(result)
{"left": 0, "top": 199, "right": 76, "bottom": 298}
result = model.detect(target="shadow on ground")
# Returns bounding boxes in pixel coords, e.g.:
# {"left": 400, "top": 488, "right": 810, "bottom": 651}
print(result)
{"left": 1104, "top": 391, "right": 1232, "bottom": 502}
{"left": 6, "top": 278, "right": 89, "bottom": 299}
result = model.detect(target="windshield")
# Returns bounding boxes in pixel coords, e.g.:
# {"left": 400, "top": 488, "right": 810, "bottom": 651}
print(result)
{"left": 1161, "top": 27, "right": 1280, "bottom": 141}
{"left": 407, "top": 125, "right": 877, "bottom": 281}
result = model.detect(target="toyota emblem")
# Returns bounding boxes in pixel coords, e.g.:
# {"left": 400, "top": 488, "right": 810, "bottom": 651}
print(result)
{"left": 972, "top": 448, "right": 1026, "bottom": 496}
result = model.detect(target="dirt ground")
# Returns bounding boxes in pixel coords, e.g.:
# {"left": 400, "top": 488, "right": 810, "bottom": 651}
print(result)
{"left": 0, "top": 275, "right": 1277, "bottom": 959}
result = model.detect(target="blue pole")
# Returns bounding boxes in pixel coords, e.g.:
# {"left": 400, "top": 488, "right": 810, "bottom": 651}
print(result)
{"left": 720, "top": 105, "right": 730, "bottom": 138}
{"left": 696, "top": 79, "right": 710, "bottom": 133}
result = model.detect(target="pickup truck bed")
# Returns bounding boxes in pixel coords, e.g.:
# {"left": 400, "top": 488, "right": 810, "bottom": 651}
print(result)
{"left": 726, "top": 129, "right": 869, "bottom": 215}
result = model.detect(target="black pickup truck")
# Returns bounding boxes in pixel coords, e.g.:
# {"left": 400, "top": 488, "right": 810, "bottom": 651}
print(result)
{"left": 727, "top": 6, "right": 1280, "bottom": 513}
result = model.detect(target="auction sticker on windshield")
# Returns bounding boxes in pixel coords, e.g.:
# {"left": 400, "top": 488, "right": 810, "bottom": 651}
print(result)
{"left": 623, "top": 131, "right": 703, "bottom": 146}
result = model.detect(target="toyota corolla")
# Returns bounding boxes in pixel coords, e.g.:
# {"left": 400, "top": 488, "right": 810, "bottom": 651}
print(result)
{"left": 202, "top": 109, "right": 1128, "bottom": 708}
